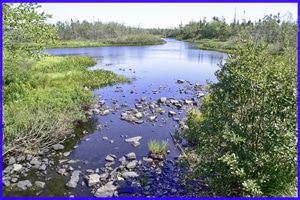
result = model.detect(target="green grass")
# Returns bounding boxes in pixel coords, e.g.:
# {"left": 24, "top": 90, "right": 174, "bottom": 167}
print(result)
{"left": 148, "top": 140, "right": 168, "bottom": 155}
{"left": 24, "top": 34, "right": 166, "bottom": 49}
{"left": 3, "top": 54, "right": 130, "bottom": 156}
{"left": 194, "top": 39, "right": 236, "bottom": 53}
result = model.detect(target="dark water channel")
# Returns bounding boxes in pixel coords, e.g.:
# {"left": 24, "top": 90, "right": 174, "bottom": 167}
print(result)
{"left": 5, "top": 39, "right": 226, "bottom": 197}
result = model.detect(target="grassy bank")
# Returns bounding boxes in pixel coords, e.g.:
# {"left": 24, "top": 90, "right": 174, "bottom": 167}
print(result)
{"left": 26, "top": 34, "right": 166, "bottom": 49}
{"left": 185, "top": 38, "right": 236, "bottom": 53}
{"left": 187, "top": 38, "right": 285, "bottom": 55}
{"left": 3, "top": 54, "right": 130, "bottom": 157}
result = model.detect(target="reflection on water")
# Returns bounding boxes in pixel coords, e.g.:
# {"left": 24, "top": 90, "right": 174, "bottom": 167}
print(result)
{"left": 44, "top": 38, "right": 226, "bottom": 85}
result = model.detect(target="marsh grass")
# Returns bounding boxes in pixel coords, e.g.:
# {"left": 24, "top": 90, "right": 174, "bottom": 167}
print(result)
{"left": 3, "top": 54, "right": 130, "bottom": 157}
{"left": 192, "top": 39, "right": 236, "bottom": 53}
{"left": 148, "top": 140, "right": 168, "bottom": 155}
{"left": 24, "top": 34, "right": 165, "bottom": 49}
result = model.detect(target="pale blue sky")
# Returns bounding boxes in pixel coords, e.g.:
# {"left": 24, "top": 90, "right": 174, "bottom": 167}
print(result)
{"left": 38, "top": 3, "right": 298, "bottom": 28}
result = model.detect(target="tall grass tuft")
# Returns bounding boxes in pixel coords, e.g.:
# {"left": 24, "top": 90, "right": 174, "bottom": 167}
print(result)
{"left": 148, "top": 139, "right": 168, "bottom": 157}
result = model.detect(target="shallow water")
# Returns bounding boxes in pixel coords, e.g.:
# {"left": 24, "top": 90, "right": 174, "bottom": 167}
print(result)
{"left": 8, "top": 38, "right": 227, "bottom": 197}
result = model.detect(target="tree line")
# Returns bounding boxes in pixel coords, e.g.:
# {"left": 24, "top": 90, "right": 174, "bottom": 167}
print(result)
{"left": 55, "top": 19, "right": 153, "bottom": 40}
{"left": 147, "top": 12, "right": 297, "bottom": 52}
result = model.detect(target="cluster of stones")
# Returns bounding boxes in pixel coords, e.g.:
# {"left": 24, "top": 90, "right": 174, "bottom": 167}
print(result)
{"left": 56, "top": 150, "right": 206, "bottom": 197}
{"left": 2, "top": 80, "right": 207, "bottom": 197}
{"left": 55, "top": 151, "right": 156, "bottom": 197}
{"left": 85, "top": 80, "right": 206, "bottom": 127}
{"left": 2, "top": 144, "right": 64, "bottom": 193}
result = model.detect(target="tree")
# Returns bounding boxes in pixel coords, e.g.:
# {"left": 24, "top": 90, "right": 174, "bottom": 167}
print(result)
{"left": 3, "top": 3, "right": 57, "bottom": 56}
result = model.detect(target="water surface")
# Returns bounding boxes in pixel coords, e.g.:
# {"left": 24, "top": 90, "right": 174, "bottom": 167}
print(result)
{"left": 43, "top": 38, "right": 227, "bottom": 196}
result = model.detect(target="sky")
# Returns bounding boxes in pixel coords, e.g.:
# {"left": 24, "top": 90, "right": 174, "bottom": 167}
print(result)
{"left": 37, "top": 3, "right": 298, "bottom": 28}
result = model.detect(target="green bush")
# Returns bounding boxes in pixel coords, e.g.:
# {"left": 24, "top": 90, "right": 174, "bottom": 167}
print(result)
{"left": 184, "top": 38, "right": 297, "bottom": 197}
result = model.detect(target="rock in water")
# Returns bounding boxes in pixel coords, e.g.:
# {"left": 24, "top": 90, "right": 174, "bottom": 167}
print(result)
{"left": 87, "top": 174, "right": 101, "bottom": 187}
{"left": 66, "top": 170, "right": 81, "bottom": 188}
{"left": 126, "top": 152, "right": 137, "bottom": 160}
{"left": 105, "top": 155, "right": 116, "bottom": 162}
{"left": 135, "top": 119, "right": 144, "bottom": 124}
{"left": 131, "top": 141, "right": 140, "bottom": 148}
{"left": 94, "top": 181, "right": 117, "bottom": 197}
{"left": 197, "top": 92, "right": 205, "bottom": 98}
{"left": 125, "top": 136, "right": 142, "bottom": 143}
{"left": 121, "top": 172, "right": 139, "bottom": 179}
{"left": 126, "top": 161, "right": 137, "bottom": 169}
{"left": 143, "top": 157, "right": 153, "bottom": 163}
{"left": 168, "top": 111, "right": 176, "bottom": 116}
{"left": 17, "top": 180, "right": 32, "bottom": 190}
{"left": 148, "top": 116, "right": 157, "bottom": 122}
{"left": 134, "top": 112, "right": 143, "bottom": 119}
{"left": 101, "top": 109, "right": 110, "bottom": 116}
{"left": 159, "top": 97, "right": 167, "bottom": 104}
{"left": 34, "top": 181, "right": 46, "bottom": 189}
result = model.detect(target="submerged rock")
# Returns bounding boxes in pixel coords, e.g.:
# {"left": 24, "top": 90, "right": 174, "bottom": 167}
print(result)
{"left": 17, "top": 180, "right": 32, "bottom": 190}
{"left": 66, "top": 170, "right": 81, "bottom": 188}
{"left": 34, "top": 181, "right": 46, "bottom": 189}
{"left": 132, "top": 141, "right": 140, "bottom": 148}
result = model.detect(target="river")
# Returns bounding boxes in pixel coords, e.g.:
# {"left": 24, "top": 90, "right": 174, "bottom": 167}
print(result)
{"left": 6, "top": 38, "right": 227, "bottom": 197}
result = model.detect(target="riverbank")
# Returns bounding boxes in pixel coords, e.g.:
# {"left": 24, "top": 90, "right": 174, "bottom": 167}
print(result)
{"left": 25, "top": 34, "right": 166, "bottom": 49}
{"left": 184, "top": 38, "right": 235, "bottom": 53}
{"left": 3, "top": 54, "right": 130, "bottom": 159}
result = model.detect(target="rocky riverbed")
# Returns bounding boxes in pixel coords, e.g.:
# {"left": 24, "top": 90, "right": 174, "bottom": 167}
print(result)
{"left": 3, "top": 80, "right": 208, "bottom": 197}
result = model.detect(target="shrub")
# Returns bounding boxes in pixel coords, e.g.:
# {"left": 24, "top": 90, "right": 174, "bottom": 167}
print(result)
{"left": 183, "top": 38, "right": 297, "bottom": 197}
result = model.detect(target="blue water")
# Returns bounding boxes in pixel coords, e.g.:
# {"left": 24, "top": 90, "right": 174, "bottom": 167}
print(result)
{"left": 43, "top": 38, "right": 227, "bottom": 196}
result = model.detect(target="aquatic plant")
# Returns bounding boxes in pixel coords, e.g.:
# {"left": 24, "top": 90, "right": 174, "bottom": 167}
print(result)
{"left": 148, "top": 139, "right": 168, "bottom": 160}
